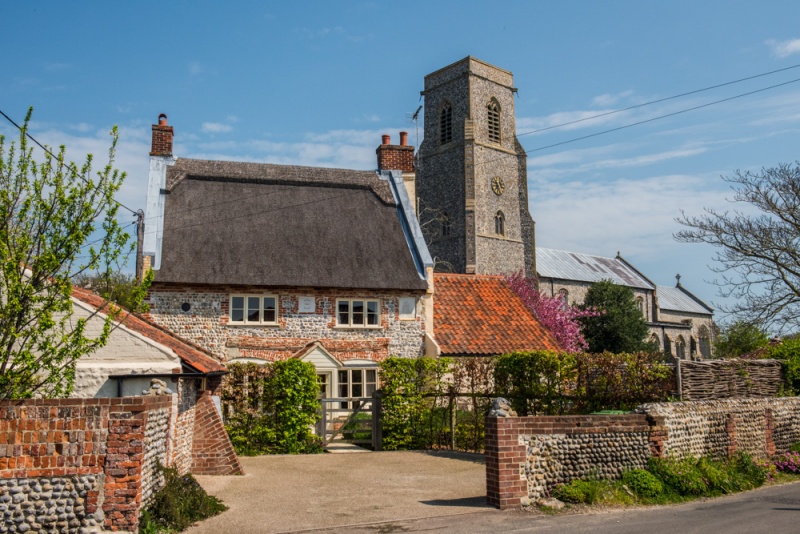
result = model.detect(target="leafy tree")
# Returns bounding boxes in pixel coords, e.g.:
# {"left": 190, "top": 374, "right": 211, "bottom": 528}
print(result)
{"left": 73, "top": 271, "right": 149, "bottom": 312}
{"left": 713, "top": 320, "right": 769, "bottom": 359}
{"left": 505, "top": 272, "right": 600, "bottom": 353}
{"left": 675, "top": 163, "right": 800, "bottom": 333}
{"left": 578, "top": 280, "right": 650, "bottom": 354}
{"left": 0, "top": 108, "right": 143, "bottom": 399}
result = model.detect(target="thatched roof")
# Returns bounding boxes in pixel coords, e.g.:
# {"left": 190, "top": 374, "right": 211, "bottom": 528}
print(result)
{"left": 154, "top": 158, "right": 428, "bottom": 291}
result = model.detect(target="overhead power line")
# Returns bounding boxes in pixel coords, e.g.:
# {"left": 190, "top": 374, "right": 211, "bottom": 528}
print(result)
{"left": 517, "top": 61, "right": 800, "bottom": 137}
{"left": 0, "top": 108, "right": 139, "bottom": 216}
{"left": 524, "top": 76, "right": 800, "bottom": 154}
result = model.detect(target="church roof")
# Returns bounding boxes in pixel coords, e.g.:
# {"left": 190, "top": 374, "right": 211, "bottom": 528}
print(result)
{"left": 71, "top": 287, "right": 225, "bottom": 374}
{"left": 536, "top": 248, "right": 655, "bottom": 290}
{"left": 433, "top": 274, "right": 561, "bottom": 356}
{"left": 154, "top": 158, "right": 429, "bottom": 291}
{"left": 656, "top": 284, "right": 714, "bottom": 315}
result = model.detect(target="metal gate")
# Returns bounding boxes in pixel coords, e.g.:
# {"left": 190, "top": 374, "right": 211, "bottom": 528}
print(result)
{"left": 317, "top": 391, "right": 382, "bottom": 450}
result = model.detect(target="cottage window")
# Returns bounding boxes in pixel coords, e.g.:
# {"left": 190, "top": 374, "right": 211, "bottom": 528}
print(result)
{"left": 338, "top": 367, "right": 378, "bottom": 409}
{"left": 487, "top": 99, "right": 501, "bottom": 143}
{"left": 229, "top": 295, "right": 278, "bottom": 325}
{"left": 495, "top": 210, "right": 505, "bottom": 236}
{"left": 440, "top": 102, "right": 453, "bottom": 144}
{"left": 337, "top": 299, "right": 380, "bottom": 327}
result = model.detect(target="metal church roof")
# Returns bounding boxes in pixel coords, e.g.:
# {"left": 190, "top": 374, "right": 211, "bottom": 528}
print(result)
{"left": 656, "top": 284, "right": 714, "bottom": 314}
{"left": 536, "top": 248, "right": 654, "bottom": 290}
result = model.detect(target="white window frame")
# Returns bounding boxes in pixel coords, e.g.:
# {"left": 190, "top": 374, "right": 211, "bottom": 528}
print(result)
{"left": 337, "top": 366, "right": 379, "bottom": 409}
{"left": 229, "top": 294, "right": 278, "bottom": 325}
{"left": 336, "top": 299, "right": 381, "bottom": 328}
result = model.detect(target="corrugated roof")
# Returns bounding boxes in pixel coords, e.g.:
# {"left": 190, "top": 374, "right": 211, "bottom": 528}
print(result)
{"left": 657, "top": 285, "right": 714, "bottom": 314}
{"left": 433, "top": 274, "right": 561, "bottom": 356}
{"left": 536, "top": 248, "right": 654, "bottom": 289}
{"left": 155, "top": 158, "right": 428, "bottom": 291}
{"left": 71, "top": 287, "right": 226, "bottom": 374}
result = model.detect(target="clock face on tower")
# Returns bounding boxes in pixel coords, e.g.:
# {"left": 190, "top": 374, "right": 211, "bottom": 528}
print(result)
{"left": 491, "top": 176, "right": 505, "bottom": 196}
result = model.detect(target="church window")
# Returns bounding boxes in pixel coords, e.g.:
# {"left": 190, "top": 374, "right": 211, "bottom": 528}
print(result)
{"left": 558, "top": 289, "right": 568, "bottom": 309}
{"left": 440, "top": 102, "right": 453, "bottom": 144}
{"left": 649, "top": 333, "right": 660, "bottom": 349}
{"left": 229, "top": 294, "right": 277, "bottom": 325}
{"left": 487, "top": 99, "right": 501, "bottom": 143}
{"left": 494, "top": 211, "right": 505, "bottom": 236}
{"left": 663, "top": 335, "right": 672, "bottom": 357}
{"left": 698, "top": 325, "right": 711, "bottom": 359}
{"left": 337, "top": 299, "right": 380, "bottom": 328}
{"left": 676, "top": 336, "right": 686, "bottom": 359}
{"left": 441, "top": 211, "right": 451, "bottom": 237}
{"left": 636, "top": 296, "right": 644, "bottom": 316}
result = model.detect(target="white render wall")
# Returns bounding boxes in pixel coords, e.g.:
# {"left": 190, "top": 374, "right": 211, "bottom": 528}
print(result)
{"left": 70, "top": 299, "right": 181, "bottom": 398}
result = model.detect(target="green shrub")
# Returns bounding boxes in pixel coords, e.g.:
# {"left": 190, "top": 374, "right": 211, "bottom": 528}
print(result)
{"left": 494, "top": 351, "right": 577, "bottom": 416}
{"left": 621, "top": 469, "right": 663, "bottom": 498}
{"left": 772, "top": 338, "right": 800, "bottom": 393}
{"left": 138, "top": 466, "right": 227, "bottom": 533}
{"left": 788, "top": 442, "right": 800, "bottom": 454}
{"left": 647, "top": 457, "right": 708, "bottom": 496}
{"left": 222, "top": 360, "right": 322, "bottom": 455}
{"left": 730, "top": 451, "right": 768, "bottom": 488}
{"left": 551, "top": 479, "right": 607, "bottom": 504}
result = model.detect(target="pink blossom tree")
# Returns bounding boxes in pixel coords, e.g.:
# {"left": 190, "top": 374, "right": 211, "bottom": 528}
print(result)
{"left": 505, "top": 272, "right": 601, "bottom": 353}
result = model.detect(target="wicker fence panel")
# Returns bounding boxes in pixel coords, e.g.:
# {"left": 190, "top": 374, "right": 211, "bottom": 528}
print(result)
{"left": 679, "top": 359, "right": 784, "bottom": 400}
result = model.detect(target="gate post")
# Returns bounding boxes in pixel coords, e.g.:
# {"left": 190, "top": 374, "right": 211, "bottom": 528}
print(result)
{"left": 372, "top": 390, "right": 383, "bottom": 451}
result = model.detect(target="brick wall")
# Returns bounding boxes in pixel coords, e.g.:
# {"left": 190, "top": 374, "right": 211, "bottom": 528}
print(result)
{"left": 191, "top": 392, "right": 243, "bottom": 475}
{"left": 485, "top": 397, "right": 800, "bottom": 509}
{"left": 377, "top": 143, "right": 414, "bottom": 173}
{"left": 0, "top": 391, "right": 242, "bottom": 531}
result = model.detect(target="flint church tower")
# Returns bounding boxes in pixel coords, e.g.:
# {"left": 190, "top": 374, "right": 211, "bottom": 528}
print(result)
{"left": 416, "top": 56, "right": 535, "bottom": 277}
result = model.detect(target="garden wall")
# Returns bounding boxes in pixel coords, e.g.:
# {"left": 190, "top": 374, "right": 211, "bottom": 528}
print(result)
{"left": 678, "top": 359, "right": 784, "bottom": 400}
{"left": 0, "top": 393, "right": 241, "bottom": 532}
{"left": 486, "top": 397, "right": 800, "bottom": 509}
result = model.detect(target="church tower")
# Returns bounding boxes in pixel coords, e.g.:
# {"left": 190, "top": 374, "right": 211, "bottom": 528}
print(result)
{"left": 416, "top": 57, "right": 535, "bottom": 276}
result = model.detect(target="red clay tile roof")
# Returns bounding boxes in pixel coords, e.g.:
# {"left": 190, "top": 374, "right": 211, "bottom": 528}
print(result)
{"left": 71, "top": 287, "right": 226, "bottom": 374}
{"left": 433, "top": 274, "right": 561, "bottom": 356}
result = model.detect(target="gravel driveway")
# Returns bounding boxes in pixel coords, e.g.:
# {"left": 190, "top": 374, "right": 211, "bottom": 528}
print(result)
{"left": 188, "top": 450, "right": 492, "bottom": 534}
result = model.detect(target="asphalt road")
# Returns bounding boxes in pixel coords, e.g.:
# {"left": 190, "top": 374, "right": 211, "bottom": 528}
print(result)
{"left": 306, "top": 481, "right": 800, "bottom": 534}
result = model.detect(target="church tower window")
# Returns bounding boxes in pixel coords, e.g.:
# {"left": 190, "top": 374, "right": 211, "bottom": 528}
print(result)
{"left": 495, "top": 210, "right": 505, "bottom": 236}
{"left": 440, "top": 102, "right": 453, "bottom": 144}
{"left": 487, "top": 99, "right": 501, "bottom": 143}
{"left": 441, "top": 211, "right": 451, "bottom": 237}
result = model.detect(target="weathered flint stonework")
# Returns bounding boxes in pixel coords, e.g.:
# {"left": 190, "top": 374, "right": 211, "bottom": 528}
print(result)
{"left": 146, "top": 286, "right": 426, "bottom": 362}
{"left": 417, "top": 56, "right": 535, "bottom": 276}
{"left": 486, "top": 397, "right": 800, "bottom": 509}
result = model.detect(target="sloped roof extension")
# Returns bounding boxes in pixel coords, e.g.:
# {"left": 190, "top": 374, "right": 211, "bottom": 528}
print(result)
{"left": 71, "top": 287, "right": 225, "bottom": 374}
{"left": 536, "top": 248, "right": 654, "bottom": 290}
{"left": 433, "top": 274, "right": 561, "bottom": 356}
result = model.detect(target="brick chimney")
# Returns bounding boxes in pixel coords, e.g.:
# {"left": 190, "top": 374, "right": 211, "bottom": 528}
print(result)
{"left": 150, "top": 113, "right": 174, "bottom": 156}
{"left": 376, "top": 131, "right": 414, "bottom": 172}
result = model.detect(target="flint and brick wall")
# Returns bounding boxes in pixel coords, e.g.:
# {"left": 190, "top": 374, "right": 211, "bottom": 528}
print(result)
{"left": 145, "top": 286, "right": 426, "bottom": 362}
{"left": 486, "top": 397, "right": 800, "bottom": 509}
{"left": 0, "top": 391, "right": 242, "bottom": 532}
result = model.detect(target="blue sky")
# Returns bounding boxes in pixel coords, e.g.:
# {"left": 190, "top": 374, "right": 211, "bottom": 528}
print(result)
{"left": 2, "top": 1, "right": 800, "bottom": 321}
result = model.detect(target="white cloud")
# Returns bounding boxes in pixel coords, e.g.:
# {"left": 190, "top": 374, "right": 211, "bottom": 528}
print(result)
{"left": 766, "top": 38, "right": 800, "bottom": 58}
{"left": 201, "top": 122, "right": 233, "bottom": 133}
{"left": 188, "top": 61, "right": 204, "bottom": 75}
{"left": 44, "top": 62, "right": 71, "bottom": 72}
{"left": 591, "top": 90, "right": 634, "bottom": 107}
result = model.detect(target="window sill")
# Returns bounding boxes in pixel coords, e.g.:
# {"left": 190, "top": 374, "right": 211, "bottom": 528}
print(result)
{"left": 333, "top": 325, "right": 383, "bottom": 330}
{"left": 226, "top": 322, "right": 280, "bottom": 328}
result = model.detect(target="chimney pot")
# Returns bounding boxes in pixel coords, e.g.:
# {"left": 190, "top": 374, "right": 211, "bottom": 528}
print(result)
{"left": 399, "top": 131, "right": 408, "bottom": 146}
{"left": 158, "top": 113, "right": 168, "bottom": 126}
{"left": 382, "top": 134, "right": 391, "bottom": 145}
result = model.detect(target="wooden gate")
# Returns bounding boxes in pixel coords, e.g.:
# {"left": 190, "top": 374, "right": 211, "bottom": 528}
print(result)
{"left": 317, "top": 391, "right": 382, "bottom": 450}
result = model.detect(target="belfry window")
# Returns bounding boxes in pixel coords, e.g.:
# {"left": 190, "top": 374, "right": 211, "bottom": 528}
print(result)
{"left": 440, "top": 102, "right": 453, "bottom": 144}
{"left": 494, "top": 211, "right": 505, "bottom": 236}
{"left": 487, "top": 100, "right": 501, "bottom": 143}
{"left": 441, "top": 211, "right": 451, "bottom": 237}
